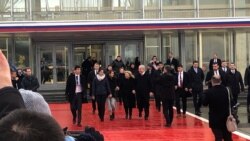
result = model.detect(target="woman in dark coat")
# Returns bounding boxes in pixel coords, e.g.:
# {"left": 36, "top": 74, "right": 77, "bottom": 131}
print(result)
{"left": 107, "top": 70, "right": 119, "bottom": 120}
{"left": 129, "top": 63, "right": 138, "bottom": 76}
{"left": 120, "top": 71, "right": 136, "bottom": 120}
{"left": 117, "top": 67, "right": 125, "bottom": 105}
{"left": 92, "top": 68, "right": 111, "bottom": 122}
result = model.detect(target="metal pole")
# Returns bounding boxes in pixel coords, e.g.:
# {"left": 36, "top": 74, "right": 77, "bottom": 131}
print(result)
{"left": 29, "top": 0, "right": 32, "bottom": 20}
{"left": 11, "top": 0, "right": 14, "bottom": 20}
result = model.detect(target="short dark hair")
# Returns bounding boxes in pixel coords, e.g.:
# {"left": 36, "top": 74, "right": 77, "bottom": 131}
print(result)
{"left": 25, "top": 67, "right": 31, "bottom": 71}
{"left": 98, "top": 67, "right": 105, "bottom": 73}
{"left": 212, "top": 62, "right": 219, "bottom": 66}
{"left": 158, "top": 62, "right": 163, "bottom": 65}
{"left": 177, "top": 64, "right": 183, "bottom": 68}
{"left": 211, "top": 75, "right": 221, "bottom": 84}
{"left": 164, "top": 65, "right": 172, "bottom": 73}
{"left": 0, "top": 109, "right": 64, "bottom": 141}
{"left": 193, "top": 60, "right": 199, "bottom": 64}
{"left": 74, "top": 65, "right": 81, "bottom": 70}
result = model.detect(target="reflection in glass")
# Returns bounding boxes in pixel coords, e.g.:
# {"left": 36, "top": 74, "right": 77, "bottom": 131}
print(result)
{"left": 40, "top": 50, "right": 53, "bottom": 84}
{"left": 185, "top": 33, "right": 198, "bottom": 70}
{"left": 106, "top": 44, "right": 121, "bottom": 65}
{"left": 15, "top": 37, "right": 29, "bottom": 68}
{"left": 162, "top": 33, "right": 179, "bottom": 63}
{"left": 145, "top": 34, "right": 160, "bottom": 63}
{"left": 202, "top": 32, "right": 229, "bottom": 73}
{"left": 124, "top": 43, "right": 137, "bottom": 65}
{"left": 56, "top": 47, "right": 68, "bottom": 82}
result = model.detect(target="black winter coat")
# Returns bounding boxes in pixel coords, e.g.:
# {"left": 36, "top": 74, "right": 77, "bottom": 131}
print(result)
{"left": 21, "top": 75, "right": 40, "bottom": 92}
{"left": 92, "top": 76, "right": 111, "bottom": 96}
{"left": 203, "top": 85, "right": 230, "bottom": 129}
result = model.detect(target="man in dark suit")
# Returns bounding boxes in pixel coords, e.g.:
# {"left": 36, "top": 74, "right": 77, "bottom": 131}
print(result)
{"left": 225, "top": 63, "right": 244, "bottom": 105}
{"left": 152, "top": 62, "right": 164, "bottom": 112}
{"left": 203, "top": 75, "right": 232, "bottom": 141}
{"left": 205, "top": 63, "right": 226, "bottom": 89}
{"left": 21, "top": 68, "right": 40, "bottom": 92}
{"left": 87, "top": 63, "right": 100, "bottom": 114}
{"left": 175, "top": 65, "right": 189, "bottom": 118}
{"left": 65, "top": 65, "right": 86, "bottom": 127}
{"left": 81, "top": 57, "right": 93, "bottom": 78}
{"left": 165, "top": 52, "right": 179, "bottom": 73}
{"left": 158, "top": 65, "right": 175, "bottom": 127}
{"left": 209, "top": 53, "right": 222, "bottom": 71}
{"left": 188, "top": 61, "right": 204, "bottom": 116}
{"left": 135, "top": 65, "right": 153, "bottom": 120}
{"left": 220, "top": 60, "right": 229, "bottom": 73}
{"left": 244, "top": 65, "right": 250, "bottom": 113}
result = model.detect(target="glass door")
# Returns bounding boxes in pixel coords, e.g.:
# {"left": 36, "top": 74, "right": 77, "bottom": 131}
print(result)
{"left": 37, "top": 44, "right": 69, "bottom": 89}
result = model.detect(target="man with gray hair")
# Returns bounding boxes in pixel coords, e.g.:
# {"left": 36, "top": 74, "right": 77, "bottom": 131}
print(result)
{"left": 135, "top": 65, "right": 153, "bottom": 120}
{"left": 203, "top": 75, "right": 232, "bottom": 141}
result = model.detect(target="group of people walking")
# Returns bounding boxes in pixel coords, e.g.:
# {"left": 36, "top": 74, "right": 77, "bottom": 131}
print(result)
{"left": 65, "top": 52, "right": 249, "bottom": 141}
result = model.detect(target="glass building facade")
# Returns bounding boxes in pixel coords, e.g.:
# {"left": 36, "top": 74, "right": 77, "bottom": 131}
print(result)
{"left": 1, "top": 0, "right": 250, "bottom": 90}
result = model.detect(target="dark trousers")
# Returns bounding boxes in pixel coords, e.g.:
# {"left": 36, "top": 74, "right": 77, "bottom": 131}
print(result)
{"left": 137, "top": 96, "right": 149, "bottom": 118}
{"left": 70, "top": 93, "right": 82, "bottom": 124}
{"left": 232, "top": 92, "right": 239, "bottom": 105}
{"left": 92, "top": 99, "right": 96, "bottom": 112}
{"left": 96, "top": 95, "right": 107, "bottom": 120}
{"left": 124, "top": 106, "right": 133, "bottom": 118}
{"left": 175, "top": 88, "right": 187, "bottom": 114}
{"left": 155, "top": 88, "right": 161, "bottom": 111}
{"left": 247, "top": 87, "right": 250, "bottom": 107}
{"left": 192, "top": 90, "right": 202, "bottom": 112}
{"left": 211, "top": 128, "right": 232, "bottom": 141}
{"left": 162, "top": 99, "right": 174, "bottom": 125}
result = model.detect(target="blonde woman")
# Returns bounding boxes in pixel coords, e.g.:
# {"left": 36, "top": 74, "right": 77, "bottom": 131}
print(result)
{"left": 120, "top": 71, "right": 136, "bottom": 119}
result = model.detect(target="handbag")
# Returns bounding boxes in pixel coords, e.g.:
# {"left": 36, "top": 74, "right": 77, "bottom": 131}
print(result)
{"left": 226, "top": 87, "right": 237, "bottom": 132}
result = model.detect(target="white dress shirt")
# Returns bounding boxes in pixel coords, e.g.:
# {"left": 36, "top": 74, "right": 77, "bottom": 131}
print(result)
{"left": 178, "top": 71, "right": 183, "bottom": 87}
{"left": 75, "top": 75, "right": 82, "bottom": 93}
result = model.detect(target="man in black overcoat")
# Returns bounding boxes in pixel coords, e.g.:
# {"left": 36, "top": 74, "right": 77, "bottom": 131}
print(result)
{"left": 188, "top": 61, "right": 204, "bottom": 116}
{"left": 205, "top": 63, "right": 226, "bottom": 89}
{"left": 135, "top": 65, "right": 153, "bottom": 120}
{"left": 65, "top": 65, "right": 86, "bottom": 127}
{"left": 175, "top": 64, "right": 189, "bottom": 117}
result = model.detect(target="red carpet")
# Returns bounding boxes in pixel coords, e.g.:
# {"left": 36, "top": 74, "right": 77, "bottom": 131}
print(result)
{"left": 50, "top": 102, "right": 250, "bottom": 141}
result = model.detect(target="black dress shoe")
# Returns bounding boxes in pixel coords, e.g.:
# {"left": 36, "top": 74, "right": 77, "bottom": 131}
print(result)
{"left": 77, "top": 123, "right": 82, "bottom": 127}
{"left": 73, "top": 119, "right": 76, "bottom": 124}
{"left": 195, "top": 112, "right": 201, "bottom": 116}
{"left": 101, "top": 118, "right": 104, "bottom": 122}
{"left": 144, "top": 117, "right": 148, "bottom": 120}
{"left": 125, "top": 115, "right": 128, "bottom": 119}
{"left": 139, "top": 113, "right": 142, "bottom": 118}
{"left": 165, "top": 123, "right": 171, "bottom": 127}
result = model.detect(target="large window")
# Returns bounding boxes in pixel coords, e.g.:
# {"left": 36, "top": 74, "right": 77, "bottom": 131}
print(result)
{"left": 202, "top": 32, "right": 230, "bottom": 72}
{"left": 163, "top": 0, "right": 193, "bottom": 6}
{"left": 199, "top": 0, "right": 230, "bottom": 17}
{"left": 15, "top": 37, "right": 30, "bottom": 68}
{"left": 185, "top": 32, "right": 198, "bottom": 70}
{"left": 161, "top": 33, "right": 179, "bottom": 63}
{"left": 0, "top": 37, "right": 12, "bottom": 60}
{"left": 145, "top": 34, "right": 160, "bottom": 63}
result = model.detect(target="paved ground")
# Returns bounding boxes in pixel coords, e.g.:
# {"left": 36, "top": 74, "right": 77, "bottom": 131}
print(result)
{"left": 186, "top": 100, "right": 250, "bottom": 135}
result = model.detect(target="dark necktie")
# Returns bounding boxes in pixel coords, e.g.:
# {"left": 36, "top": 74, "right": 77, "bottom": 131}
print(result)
{"left": 179, "top": 72, "right": 183, "bottom": 87}
{"left": 76, "top": 75, "right": 79, "bottom": 85}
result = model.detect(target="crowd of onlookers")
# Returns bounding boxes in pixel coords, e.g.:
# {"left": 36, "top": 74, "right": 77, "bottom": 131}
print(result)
{"left": 0, "top": 50, "right": 104, "bottom": 141}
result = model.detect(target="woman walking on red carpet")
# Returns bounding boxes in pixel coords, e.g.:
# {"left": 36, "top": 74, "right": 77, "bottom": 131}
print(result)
{"left": 107, "top": 70, "right": 119, "bottom": 120}
{"left": 92, "top": 68, "right": 111, "bottom": 122}
{"left": 120, "top": 71, "right": 136, "bottom": 120}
